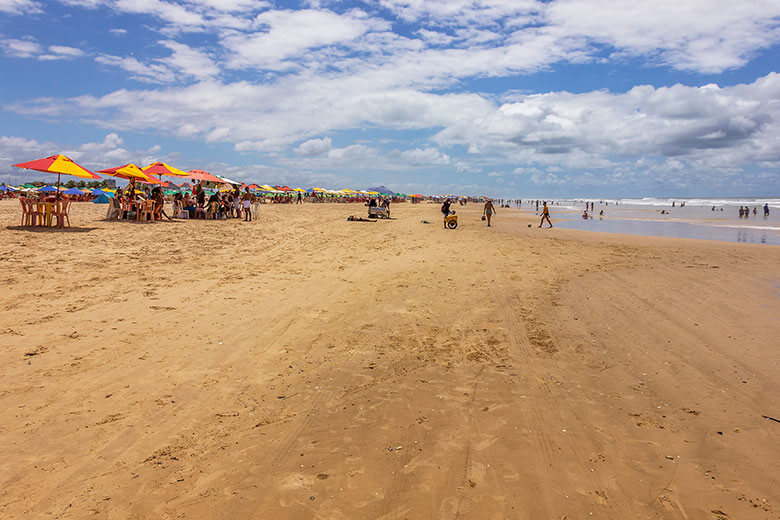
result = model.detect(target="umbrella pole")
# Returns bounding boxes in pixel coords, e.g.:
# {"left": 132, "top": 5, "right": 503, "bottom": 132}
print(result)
{"left": 56, "top": 173, "right": 61, "bottom": 200}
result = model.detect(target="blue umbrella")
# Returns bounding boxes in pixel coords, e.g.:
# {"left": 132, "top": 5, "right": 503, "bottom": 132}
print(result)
{"left": 0, "top": 186, "right": 16, "bottom": 192}
{"left": 63, "top": 187, "right": 84, "bottom": 195}
{"left": 38, "top": 185, "right": 58, "bottom": 192}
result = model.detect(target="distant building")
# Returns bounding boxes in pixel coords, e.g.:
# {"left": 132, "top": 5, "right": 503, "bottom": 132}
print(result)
{"left": 104, "top": 179, "right": 116, "bottom": 188}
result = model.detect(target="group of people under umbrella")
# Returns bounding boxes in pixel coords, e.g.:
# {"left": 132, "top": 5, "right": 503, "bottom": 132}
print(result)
{"left": 11, "top": 154, "right": 244, "bottom": 227}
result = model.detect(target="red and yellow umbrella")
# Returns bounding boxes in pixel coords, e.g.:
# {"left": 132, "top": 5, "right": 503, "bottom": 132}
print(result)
{"left": 98, "top": 163, "right": 157, "bottom": 182}
{"left": 142, "top": 162, "right": 189, "bottom": 179}
{"left": 13, "top": 154, "right": 100, "bottom": 198}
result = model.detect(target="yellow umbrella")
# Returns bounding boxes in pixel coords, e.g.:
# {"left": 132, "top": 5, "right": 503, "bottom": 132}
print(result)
{"left": 98, "top": 163, "right": 157, "bottom": 182}
{"left": 292, "top": 188, "right": 307, "bottom": 192}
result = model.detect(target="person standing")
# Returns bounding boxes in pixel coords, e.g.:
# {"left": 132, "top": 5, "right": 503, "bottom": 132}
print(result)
{"left": 441, "top": 198, "right": 452, "bottom": 228}
{"left": 539, "top": 201, "right": 553, "bottom": 228}
{"left": 764, "top": 203, "right": 770, "bottom": 216}
{"left": 483, "top": 199, "right": 496, "bottom": 227}
{"left": 242, "top": 187, "right": 253, "bottom": 221}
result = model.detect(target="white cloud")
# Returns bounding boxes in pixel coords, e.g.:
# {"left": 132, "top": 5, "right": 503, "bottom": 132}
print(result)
{"left": 435, "top": 73, "right": 780, "bottom": 167}
{"left": 48, "top": 45, "right": 85, "bottom": 57}
{"left": 1, "top": 38, "right": 85, "bottom": 60}
{"left": 95, "top": 54, "right": 174, "bottom": 83}
{"left": 0, "top": 133, "right": 165, "bottom": 183}
{"left": 158, "top": 40, "right": 219, "bottom": 79}
{"left": 295, "top": 137, "right": 332, "bottom": 157}
{"left": 109, "top": 28, "right": 128, "bottom": 36}
{"left": 397, "top": 147, "right": 450, "bottom": 165}
{"left": 0, "top": 0, "right": 40, "bottom": 14}
{"left": 1, "top": 38, "right": 42, "bottom": 58}
{"left": 544, "top": 0, "right": 780, "bottom": 73}
{"left": 222, "top": 9, "right": 383, "bottom": 69}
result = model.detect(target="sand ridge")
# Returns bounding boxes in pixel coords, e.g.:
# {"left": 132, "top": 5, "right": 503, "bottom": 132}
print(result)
{"left": 0, "top": 200, "right": 778, "bottom": 519}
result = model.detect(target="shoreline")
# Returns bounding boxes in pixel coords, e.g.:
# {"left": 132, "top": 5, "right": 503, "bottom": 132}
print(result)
{"left": 1, "top": 201, "right": 778, "bottom": 519}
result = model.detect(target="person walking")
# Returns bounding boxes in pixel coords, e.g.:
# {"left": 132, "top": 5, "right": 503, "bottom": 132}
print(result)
{"left": 483, "top": 199, "right": 496, "bottom": 227}
{"left": 539, "top": 201, "right": 553, "bottom": 228}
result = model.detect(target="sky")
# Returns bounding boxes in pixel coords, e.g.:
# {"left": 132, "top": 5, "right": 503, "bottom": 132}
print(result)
{"left": 0, "top": 0, "right": 778, "bottom": 197}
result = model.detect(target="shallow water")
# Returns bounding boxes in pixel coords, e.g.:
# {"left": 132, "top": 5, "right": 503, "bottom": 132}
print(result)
{"left": 553, "top": 217, "right": 780, "bottom": 245}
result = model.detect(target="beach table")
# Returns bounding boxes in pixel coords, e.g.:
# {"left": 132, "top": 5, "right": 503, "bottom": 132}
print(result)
{"left": 19, "top": 198, "right": 68, "bottom": 228}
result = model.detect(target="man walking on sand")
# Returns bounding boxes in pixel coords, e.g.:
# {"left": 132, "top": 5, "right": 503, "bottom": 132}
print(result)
{"left": 483, "top": 199, "right": 496, "bottom": 227}
{"left": 539, "top": 201, "right": 553, "bottom": 228}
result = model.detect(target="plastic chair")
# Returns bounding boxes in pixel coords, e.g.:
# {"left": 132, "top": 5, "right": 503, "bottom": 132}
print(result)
{"left": 27, "top": 200, "right": 44, "bottom": 226}
{"left": 20, "top": 198, "right": 31, "bottom": 226}
{"left": 53, "top": 200, "right": 71, "bottom": 228}
{"left": 174, "top": 201, "right": 189, "bottom": 219}
{"left": 138, "top": 200, "right": 155, "bottom": 222}
{"left": 106, "top": 197, "right": 121, "bottom": 220}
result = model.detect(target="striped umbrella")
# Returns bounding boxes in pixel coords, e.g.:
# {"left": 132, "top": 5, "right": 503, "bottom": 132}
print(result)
{"left": 13, "top": 154, "right": 100, "bottom": 198}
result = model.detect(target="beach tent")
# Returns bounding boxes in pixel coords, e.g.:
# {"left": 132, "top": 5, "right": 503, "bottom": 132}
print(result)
{"left": 215, "top": 174, "right": 240, "bottom": 185}
{"left": 62, "top": 187, "right": 84, "bottom": 195}
{"left": 92, "top": 193, "right": 111, "bottom": 204}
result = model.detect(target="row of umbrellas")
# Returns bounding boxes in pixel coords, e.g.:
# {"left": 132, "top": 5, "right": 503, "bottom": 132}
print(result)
{"left": 11, "top": 155, "right": 238, "bottom": 196}
{"left": 10, "top": 154, "right": 428, "bottom": 198}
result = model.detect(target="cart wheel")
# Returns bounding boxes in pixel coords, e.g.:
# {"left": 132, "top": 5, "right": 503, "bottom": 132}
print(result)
{"left": 447, "top": 220, "right": 458, "bottom": 229}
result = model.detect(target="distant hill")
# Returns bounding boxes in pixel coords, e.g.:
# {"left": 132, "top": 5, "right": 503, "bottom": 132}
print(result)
{"left": 367, "top": 185, "right": 394, "bottom": 194}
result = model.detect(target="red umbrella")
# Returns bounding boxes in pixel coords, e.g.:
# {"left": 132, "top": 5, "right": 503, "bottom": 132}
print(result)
{"left": 187, "top": 169, "right": 224, "bottom": 183}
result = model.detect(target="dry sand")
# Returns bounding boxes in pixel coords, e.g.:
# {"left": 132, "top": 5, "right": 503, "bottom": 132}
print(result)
{"left": 1, "top": 199, "right": 778, "bottom": 519}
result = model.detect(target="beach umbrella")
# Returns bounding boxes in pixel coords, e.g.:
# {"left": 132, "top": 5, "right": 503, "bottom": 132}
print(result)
{"left": 98, "top": 163, "right": 159, "bottom": 185}
{"left": 0, "top": 185, "right": 17, "bottom": 192}
{"left": 13, "top": 154, "right": 100, "bottom": 198}
{"left": 62, "top": 187, "right": 84, "bottom": 195}
{"left": 38, "top": 185, "right": 58, "bottom": 192}
{"left": 187, "top": 169, "right": 224, "bottom": 183}
{"left": 142, "top": 162, "right": 189, "bottom": 183}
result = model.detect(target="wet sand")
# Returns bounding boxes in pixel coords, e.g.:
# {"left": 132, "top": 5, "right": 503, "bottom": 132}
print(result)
{"left": 1, "top": 200, "right": 778, "bottom": 519}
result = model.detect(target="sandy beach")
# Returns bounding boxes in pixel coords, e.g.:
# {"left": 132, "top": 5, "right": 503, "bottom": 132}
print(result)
{"left": 1, "top": 199, "right": 778, "bottom": 519}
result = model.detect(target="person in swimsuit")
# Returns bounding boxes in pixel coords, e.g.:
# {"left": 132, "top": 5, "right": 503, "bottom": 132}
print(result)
{"left": 483, "top": 199, "right": 496, "bottom": 227}
{"left": 539, "top": 202, "right": 553, "bottom": 228}
{"left": 242, "top": 187, "right": 253, "bottom": 221}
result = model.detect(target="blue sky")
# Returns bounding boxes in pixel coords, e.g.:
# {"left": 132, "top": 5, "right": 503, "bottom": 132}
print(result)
{"left": 1, "top": 0, "right": 778, "bottom": 197}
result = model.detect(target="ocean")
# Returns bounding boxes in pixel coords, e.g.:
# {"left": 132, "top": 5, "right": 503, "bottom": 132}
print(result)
{"left": 523, "top": 198, "right": 780, "bottom": 245}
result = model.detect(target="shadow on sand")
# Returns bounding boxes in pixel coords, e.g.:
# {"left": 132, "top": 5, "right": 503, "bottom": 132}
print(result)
{"left": 6, "top": 225, "right": 98, "bottom": 233}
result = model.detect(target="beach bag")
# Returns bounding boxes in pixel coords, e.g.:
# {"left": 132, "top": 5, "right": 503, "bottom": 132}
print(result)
{"left": 481, "top": 215, "right": 486, "bottom": 221}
